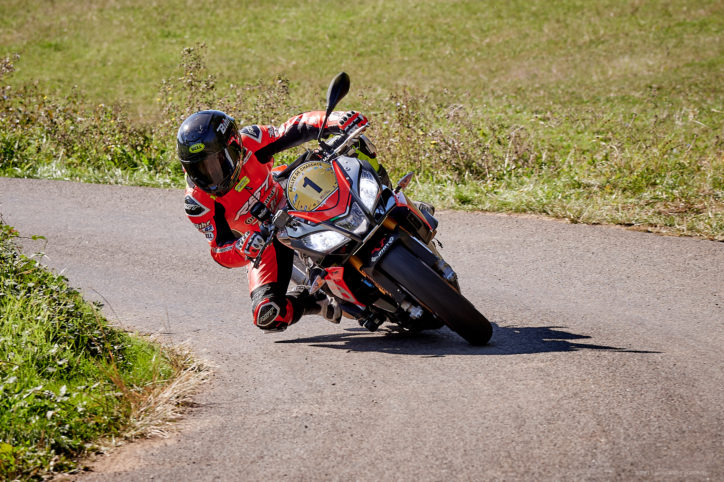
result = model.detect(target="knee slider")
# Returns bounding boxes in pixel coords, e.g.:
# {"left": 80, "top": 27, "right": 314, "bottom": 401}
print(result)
{"left": 254, "top": 301, "right": 284, "bottom": 331}
{"left": 251, "top": 287, "right": 293, "bottom": 331}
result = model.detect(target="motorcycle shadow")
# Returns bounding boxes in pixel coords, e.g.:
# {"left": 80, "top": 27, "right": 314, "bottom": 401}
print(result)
{"left": 276, "top": 323, "right": 659, "bottom": 356}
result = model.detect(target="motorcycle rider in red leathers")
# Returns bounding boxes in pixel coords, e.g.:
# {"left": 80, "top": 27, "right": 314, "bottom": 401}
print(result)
{"left": 177, "top": 109, "right": 372, "bottom": 332}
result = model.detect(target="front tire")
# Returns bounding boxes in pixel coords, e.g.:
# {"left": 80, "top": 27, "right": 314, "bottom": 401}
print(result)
{"left": 377, "top": 245, "right": 492, "bottom": 345}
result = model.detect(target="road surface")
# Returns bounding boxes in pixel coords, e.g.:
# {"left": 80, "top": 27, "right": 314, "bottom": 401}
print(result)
{"left": 1, "top": 177, "right": 722, "bottom": 481}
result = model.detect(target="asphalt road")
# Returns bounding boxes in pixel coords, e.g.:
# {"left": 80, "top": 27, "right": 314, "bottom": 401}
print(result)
{"left": 1, "top": 177, "right": 722, "bottom": 481}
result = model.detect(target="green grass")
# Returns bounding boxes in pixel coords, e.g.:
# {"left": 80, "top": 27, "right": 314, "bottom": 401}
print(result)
{"left": 0, "top": 0, "right": 722, "bottom": 238}
{"left": 0, "top": 222, "right": 205, "bottom": 480}
{"left": 2, "top": 0, "right": 721, "bottom": 110}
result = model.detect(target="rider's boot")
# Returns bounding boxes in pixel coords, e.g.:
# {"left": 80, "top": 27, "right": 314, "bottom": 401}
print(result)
{"left": 288, "top": 286, "right": 342, "bottom": 324}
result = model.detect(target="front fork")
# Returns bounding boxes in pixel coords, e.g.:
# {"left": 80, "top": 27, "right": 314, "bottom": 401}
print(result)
{"left": 345, "top": 216, "right": 458, "bottom": 331}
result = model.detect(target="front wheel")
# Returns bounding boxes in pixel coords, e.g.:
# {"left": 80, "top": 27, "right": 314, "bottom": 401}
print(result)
{"left": 377, "top": 245, "right": 492, "bottom": 345}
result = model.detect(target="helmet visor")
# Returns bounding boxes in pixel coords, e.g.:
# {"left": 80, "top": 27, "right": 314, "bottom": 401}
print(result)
{"left": 182, "top": 147, "right": 239, "bottom": 195}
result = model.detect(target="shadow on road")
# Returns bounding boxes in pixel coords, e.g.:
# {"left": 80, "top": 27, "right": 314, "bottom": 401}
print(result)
{"left": 276, "top": 324, "right": 659, "bottom": 356}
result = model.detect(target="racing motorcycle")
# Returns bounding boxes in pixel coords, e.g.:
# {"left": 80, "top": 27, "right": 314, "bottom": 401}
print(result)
{"left": 249, "top": 73, "right": 492, "bottom": 345}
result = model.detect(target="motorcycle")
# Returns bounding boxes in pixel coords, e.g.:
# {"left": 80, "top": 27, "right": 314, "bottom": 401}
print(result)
{"left": 249, "top": 73, "right": 492, "bottom": 345}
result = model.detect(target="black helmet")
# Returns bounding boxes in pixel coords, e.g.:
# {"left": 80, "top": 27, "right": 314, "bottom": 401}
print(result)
{"left": 177, "top": 110, "right": 243, "bottom": 196}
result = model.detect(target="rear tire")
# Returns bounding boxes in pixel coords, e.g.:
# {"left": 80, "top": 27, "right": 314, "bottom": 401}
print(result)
{"left": 377, "top": 245, "right": 492, "bottom": 345}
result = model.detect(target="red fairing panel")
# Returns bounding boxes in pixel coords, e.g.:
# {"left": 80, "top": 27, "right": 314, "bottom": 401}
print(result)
{"left": 325, "top": 267, "right": 364, "bottom": 307}
{"left": 287, "top": 160, "right": 353, "bottom": 223}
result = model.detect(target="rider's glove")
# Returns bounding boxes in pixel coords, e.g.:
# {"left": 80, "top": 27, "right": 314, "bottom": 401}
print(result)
{"left": 236, "top": 231, "right": 265, "bottom": 260}
{"left": 338, "top": 111, "right": 368, "bottom": 134}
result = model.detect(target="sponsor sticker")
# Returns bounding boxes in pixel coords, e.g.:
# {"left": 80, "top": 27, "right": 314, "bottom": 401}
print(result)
{"left": 241, "top": 148, "right": 253, "bottom": 166}
{"left": 286, "top": 161, "right": 337, "bottom": 211}
{"left": 193, "top": 219, "right": 214, "bottom": 240}
{"left": 189, "top": 143, "right": 204, "bottom": 153}
{"left": 217, "top": 117, "right": 231, "bottom": 135}
{"left": 234, "top": 174, "right": 273, "bottom": 220}
{"left": 193, "top": 220, "right": 212, "bottom": 230}
{"left": 184, "top": 195, "right": 210, "bottom": 217}
{"left": 256, "top": 302, "right": 280, "bottom": 327}
{"left": 370, "top": 235, "right": 395, "bottom": 263}
{"left": 241, "top": 125, "right": 263, "bottom": 143}
{"left": 234, "top": 176, "right": 250, "bottom": 192}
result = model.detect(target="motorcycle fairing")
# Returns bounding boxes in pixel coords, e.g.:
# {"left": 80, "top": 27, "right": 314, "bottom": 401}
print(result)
{"left": 286, "top": 161, "right": 338, "bottom": 211}
{"left": 392, "top": 190, "right": 435, "bottom": 233}
{"left": 324, "top": 266, "right": 365, "bottom": 307}
{"left": 279, "top": 155, "right": 436, "bottom": 267}
{"left": 376, "top": 192, "right": 436, "bottom": 245}
{"left": 287, "top": 160, "right": 353, "bottom": 224}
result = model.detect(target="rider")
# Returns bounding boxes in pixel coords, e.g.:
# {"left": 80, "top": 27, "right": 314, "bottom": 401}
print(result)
{"left": 177, "top": 109, "right": 381, "bottom": 332}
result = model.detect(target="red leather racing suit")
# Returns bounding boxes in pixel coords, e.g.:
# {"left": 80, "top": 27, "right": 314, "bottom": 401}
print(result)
{"left": 184, "top": 111, "right": 365, "bottom": 331}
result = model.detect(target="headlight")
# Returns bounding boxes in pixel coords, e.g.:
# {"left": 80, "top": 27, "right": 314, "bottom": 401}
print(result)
{"left": 335, "top": 202, "right": 369, "bottom": 235}
{"left": 301, "top": 230, "right": 348, "bottom": 252}
{"left": 359, "top": 170, "right": 380, "bottom": 211}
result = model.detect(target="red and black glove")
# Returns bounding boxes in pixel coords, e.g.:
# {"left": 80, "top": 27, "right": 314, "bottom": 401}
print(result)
{"left": 235, "top": 231, "right": 265, "bottom": 260}
{"left": 338, "top": 111, "right": 368, "bottom": 134}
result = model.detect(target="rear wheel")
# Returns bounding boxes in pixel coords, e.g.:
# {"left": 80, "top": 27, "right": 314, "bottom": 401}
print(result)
{"left": 377, "top": 245, "right": 492, "bottom": 345}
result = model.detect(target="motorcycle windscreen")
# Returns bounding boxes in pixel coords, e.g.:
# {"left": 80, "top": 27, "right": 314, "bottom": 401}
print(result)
{"left": 286, "top": 161, "right": 339, "bottom": 211}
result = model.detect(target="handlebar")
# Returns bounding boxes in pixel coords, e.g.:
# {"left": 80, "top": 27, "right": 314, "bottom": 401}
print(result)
{"left": 320, "top": 124, "right": 368, "bottom": 161}
{"left": 252, "top": 124, "right": 369, "bottom": 267}
{"left": 332, "top": 124, "right": 368, "bottom": 155}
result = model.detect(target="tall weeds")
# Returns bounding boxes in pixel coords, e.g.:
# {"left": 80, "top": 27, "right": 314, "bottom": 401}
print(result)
{"left": 0, "top": 222, "right": 209, "bottom": 479}
{"left": 0, "top": 47, "right": 721, "bottom": 238}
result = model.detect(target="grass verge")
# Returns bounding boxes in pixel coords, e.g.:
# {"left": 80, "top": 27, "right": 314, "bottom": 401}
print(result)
{"left": 1, "top": 46, "right": 720, "bottom": 239}
{"left": 0, "top": 221, "right": 209, "bottom": 480}
{"left": 1, "top": 0, "right": 722, "bottom": 240}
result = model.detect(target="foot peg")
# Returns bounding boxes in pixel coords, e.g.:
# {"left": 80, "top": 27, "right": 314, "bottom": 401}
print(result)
{"left": 319, "top": 296, "right": 342, "bottom": 324}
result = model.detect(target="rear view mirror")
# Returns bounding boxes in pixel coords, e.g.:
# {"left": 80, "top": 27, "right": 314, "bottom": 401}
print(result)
{"left": 317, "top": 72, "right": 351, "bottom": 141}
{"left": 325, "top": 72, "right": 350, "bottom": 113}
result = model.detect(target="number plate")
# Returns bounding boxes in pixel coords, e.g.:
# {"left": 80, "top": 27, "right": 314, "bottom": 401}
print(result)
{"left": 286, "top": 161, "right": 338, "bottom": 211}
